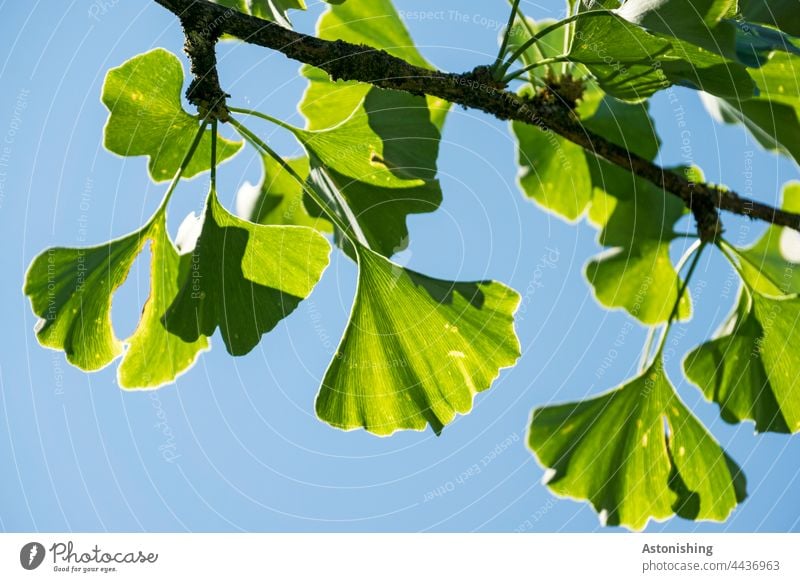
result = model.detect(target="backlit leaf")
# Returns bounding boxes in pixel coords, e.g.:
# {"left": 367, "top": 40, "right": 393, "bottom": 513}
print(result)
{"left": 529, "top": 357, "right": 746, "bottom": 530}
{"left": 164, "top": 189, "right": 331, "bottom": 356}
{"left": 101, "top": 48, "right": 242, "bottom": 182}
{"left": 316, "top": 243, "right": 520, "bottom": 435}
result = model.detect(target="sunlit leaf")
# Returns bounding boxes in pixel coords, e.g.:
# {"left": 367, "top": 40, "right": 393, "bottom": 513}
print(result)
{"left": 118, "top": 215, "right": 208, "bottom": 389}
{"left": 316, "top": 243, "right": 520, "bottom": 435}
{"left": 236, "top": 153, "right": 332, "bottom": 232}
{"left": 684, "top": 286, "right": 799, "bottom": 433}
{"left": 737, "top": 182, "right": 800, "bottom": 295}
{"left": 25, "top": 228, "right": 148, "bottom": 371}
{"left": 211, "top": 0, "right": 345, "bottom": 29}
{"left": 294, "top": 88, "right": 442, "bottom": 257}
{"left": 164, "top": 189, "right": 331, "bottom": 356}
{"left": 586, "top": 170, "right": 692, "bottom": 324}
{"left": 101, "top": 48, "right": 242, "bottom": 182}
{"left": 299, "top": 0, "right": 447, "bottom": 130}
{"left": 529, "top": 357, "right": 747, "bottom": 530}
{"left": 702, "top": 53, "right": 800, "bottom": 164}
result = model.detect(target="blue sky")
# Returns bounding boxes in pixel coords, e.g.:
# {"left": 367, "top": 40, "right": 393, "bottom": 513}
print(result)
{"left": 0, "top": 0, "right": 798, "bottom": 532}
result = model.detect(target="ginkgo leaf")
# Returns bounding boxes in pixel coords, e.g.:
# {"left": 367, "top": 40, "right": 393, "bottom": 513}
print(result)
{"left": 568, "top": 10, "right": 673, "bottom": 101}
{"left": 739, "top": 0, "right": 800, "bottom": 37}
{"left": 299, "top": 0, "right": 447, "bottom": 130}
{"left": 164, "top": 189, "right": 330, "bottom": 356}
{"left": 617, "top": 0, "right": 737, "bottom": 55}
{"left": 737, "top": 182, "right": 800, "bottom": 295}
{"left": 702, "top": 53, "right": 800, "bottom": 165}
{"left": 212, "top": 0, "right": 345, "bottom": 29}
{"left": 586, "top": 171, "right": 692, "bottom": 324}
{"left": 25, "top": 229, "right": 149, "bottom": 371}
{"left": 294, "top": 89, "right": 442, "bottom": 257}
{"left": 236, "top": 153, "right": 332, "bottom": 232}
{"left": 291, "top": 90, "right": 439, "bottom": 188}
{"left": 315, "top": 243, "right": 521, "bottom": 436}
{"left": 512, "top": 62, "right": 661, "bottom": 221}
{"left": 102, "top": 48, "right": 242, "bottom": 182}
{"left": 683, "top": 286, "right": 799, "bottom": 433}
{"left": 528, "top": 357, "right": 747, "bottom": 530}
{"left": 118, "top": 214, "right": 209, "bottom": 389}
{"left": 306, "top": 155, "right": 442, "bottom": 258}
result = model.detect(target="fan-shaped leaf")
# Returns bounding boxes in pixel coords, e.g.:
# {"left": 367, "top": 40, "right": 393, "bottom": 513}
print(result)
{"left": 529, "top": 358, "right": 746, "bottom": 530}
{"left": 164, "top": 189, "right": 331, "bottom": 356}
{"left": 101, "top": 48, "right": 242, "bottom": 182}
{"left": 316, "top": 244, "right": 520, "bottom": 435}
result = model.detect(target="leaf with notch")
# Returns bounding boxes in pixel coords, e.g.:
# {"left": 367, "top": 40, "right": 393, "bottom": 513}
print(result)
{"left": 25, "top": 228, "right": 148, "bottom": 371}
{"left": 683, "top": 286, "right": 800, "bottom": 434}
{"left": 316, "top": 243, "right": 520, "bottom": 436}
{"left": 294, "top": 88, "right": 443, "bottom": 258}
{"left": 102, "top": 48, "right": 242, "bottom": 182}
{"left": 528, "top": 357, "right": 746, "bottom": 530}
{"left": 586, "top": 169, "right": 692, "bottom": 324}
{"left": 164, "top": 189, "right": 330, "bottom": 356}
{"left": 299, "top": 0, "right": 447, "bottom": 130}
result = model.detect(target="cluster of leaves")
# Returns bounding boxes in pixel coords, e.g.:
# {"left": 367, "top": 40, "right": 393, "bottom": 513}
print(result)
{"left": 24, "top": 0, "right": 800, "bottom": 529}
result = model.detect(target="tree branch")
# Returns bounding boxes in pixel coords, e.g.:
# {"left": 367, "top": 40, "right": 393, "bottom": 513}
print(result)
{"left": 152, "top": 0, "right": 800, "bottom": 235}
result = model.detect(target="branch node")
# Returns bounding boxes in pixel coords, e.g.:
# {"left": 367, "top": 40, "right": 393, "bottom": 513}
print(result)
{"left": 181, "top": 12, "right": 229, "bottom": 122}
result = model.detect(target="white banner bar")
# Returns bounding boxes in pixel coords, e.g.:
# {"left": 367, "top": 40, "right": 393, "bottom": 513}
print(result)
{"left": 1, "top": 533, "right": 798, "bottom": 580}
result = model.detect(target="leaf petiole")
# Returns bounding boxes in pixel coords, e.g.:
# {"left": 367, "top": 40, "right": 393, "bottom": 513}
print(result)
{"left": 502, "top": 55, "right": 570, "bottom": 83}
{"left": 228, "top": 106, "right": 296, "bottom": 132}
{"left": 498, "top": 9, "right": 608, "bottom": 77}
{"left": 492, "top": 0, "right": 523, "bottom": 76}
{"left": 146, "top": 118, "right": 209, "bottom": 228}
{"left": 651, "top": 240, "right": 706, "bottom": 358}
{"left": 227, "top": 116, "right": 359, "bottom": 243}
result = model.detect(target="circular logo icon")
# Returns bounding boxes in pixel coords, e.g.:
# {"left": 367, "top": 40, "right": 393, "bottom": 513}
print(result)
{"left": 20, "top": 542, "right": 46, "bottom": 570}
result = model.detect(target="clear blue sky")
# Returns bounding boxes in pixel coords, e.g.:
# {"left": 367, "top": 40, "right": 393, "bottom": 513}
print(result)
{"left": 0, "top": 0, "right": 798, "bottom": 532}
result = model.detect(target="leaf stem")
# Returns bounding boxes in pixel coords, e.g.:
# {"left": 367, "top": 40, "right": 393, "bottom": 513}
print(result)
{"left": 638, "top": 326, "right": 657, "bottom": 372}
{"left": 210, "top": 119, "right": 218, "bottom": 190}
{"left": 654, "top": 240, "right": 706, "bottom": 357}
{"left": 228, "top": 106, "right": 297, "bottom": 133}
{"left": 492, "top": 0, "right": 522, "bottom": 74}
{"left": 499, "top": 9, "right": 608, "bottom": 77}
{"left": 147, "top": 119, "right": 209, "bottom": 226}
{"left": 502, "top": 55, "right": 570, "bottom": 83}
{"left": 227, "top": 115, "right": 356, "bottom": 241}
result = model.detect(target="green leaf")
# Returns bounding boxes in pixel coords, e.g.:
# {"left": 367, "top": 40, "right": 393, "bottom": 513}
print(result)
{"left": 513, "top": 114, "right": 592, "bottom": 221}
{"left": 586, "top": 171, "right": 692, "bottom": 324}
{"left": 618, "top": 0, "right": 737, "bottom": 53}
{"left": 102, "top": 48, "right": 242, "bottom": 182}
{"left": 25, "top": 228, "right": 148, "bottom": 371}
{"left": 528, "top": 357, "right": 747, "bottom": 530}
{"left": 512, "top": 79, "right": 660, "bottom": 221}
{"left": 739, "top": 0, "right": 800, "bottom": 37}
{"left": 294, "top": 88, "right": 443, "bottom": 258}
{"left": 736, "top": 182, "right": 800, "bottom": 295}
{"left": 569, "top": 11, "right": 674, "bottom": 100}
{"left": 118, "top": 215, "right": 209, "bottom": 389}
{"left": 299, "top": 0, "right": 447, "bottom": 131}
{"left": 236, "top": 153, "right": 332, "bottom": 232}
{"left": 703, "top": 53, "right": 800, "bottom": 164}
{"left": 316, "top": 244, "right": 521, "bottom": 435}
{"left": 164, "top": 189, "right": 331, "bottom": 356}
{"left": 684, "top": 287, "right": 798, "bottom": 433}
{"left": 211, "top": 0, "right": 345, "bottom": 28}
{"left": 291, "top": 90, "right": 438, "bottom": 188}
{"left": 307, "top": 159, "right": 441, "bottom": 258}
